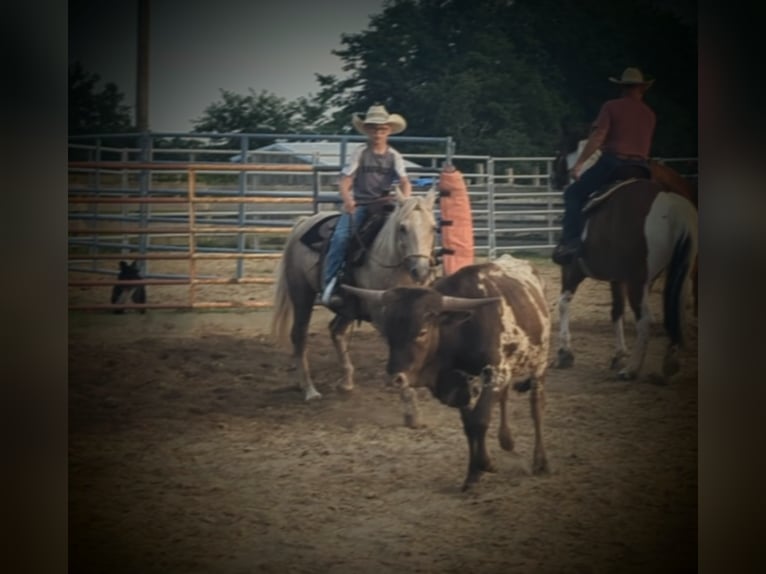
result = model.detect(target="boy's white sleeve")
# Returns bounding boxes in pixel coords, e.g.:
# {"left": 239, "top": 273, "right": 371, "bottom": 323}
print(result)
{"left": 341, "top": 145, "right": 363, "bottom": 177}
{"left": 393, "top": 149, "right": 408, "bottom": 178}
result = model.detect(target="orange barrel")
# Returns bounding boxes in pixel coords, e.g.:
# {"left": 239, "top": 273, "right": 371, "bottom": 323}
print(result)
{"left": 437, "top": 168, "right": 475, "bottom": 275}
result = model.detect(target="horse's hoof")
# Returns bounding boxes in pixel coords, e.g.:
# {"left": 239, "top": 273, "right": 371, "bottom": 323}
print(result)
{"left": 403, "top": 414, "right": 424, "bottom": 429}
{"left": 662, "top": 354, "right": 681, "bottom": 378}
{"left": 617, "top": 369, "right": 637, "bottom": 381}
{"left": 336, "top": 380, "right": 354, "bottom": 393}
{"left": 304, "top": 388, "right": 323, "bottom": 401}
{"left": 552, "top": 349, "right": 574, "bottom": 369}
{"left": 499, "top": 431, "right": 514, "bottom": 452}
{"left": 533, "top": 457, "right": 550, "bottom": 475}
{"left": 610, "top": 353, "right": 627, "bottom": 370}
{"left": 461, "top": 473, "right": 481, "bottom": 492}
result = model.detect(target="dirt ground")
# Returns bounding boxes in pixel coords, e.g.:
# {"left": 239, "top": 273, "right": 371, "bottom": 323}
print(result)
{"left": 69, "top": 259, "right": 698, "bottom": 574}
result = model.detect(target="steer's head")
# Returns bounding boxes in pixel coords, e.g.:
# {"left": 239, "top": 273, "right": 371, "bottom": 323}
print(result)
{"left": 341, "top": 285, "right": 500, "bottom": 389}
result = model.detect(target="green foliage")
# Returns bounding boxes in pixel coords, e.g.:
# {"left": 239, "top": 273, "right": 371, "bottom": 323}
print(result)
{"left": 314, "top": 0, "right": 696, "bottom": 156}
{"left": 68, "top": 61, "right": 133, "bottom": 135}
{"left": 191, "top": 88, "right": 339, "bottom": 147}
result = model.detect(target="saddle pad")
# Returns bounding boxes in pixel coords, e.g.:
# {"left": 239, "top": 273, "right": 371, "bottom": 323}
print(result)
{"left": 582, "top": 178, "right": 639, "bottom": 214}
{"left": 299, "top": 213, "right": 340, "bottom": 251}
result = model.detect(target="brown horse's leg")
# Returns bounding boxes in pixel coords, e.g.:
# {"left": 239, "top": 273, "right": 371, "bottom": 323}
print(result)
{"left": 329, "top": 314, "right": 356, "bottom": 392}
{"left": 290, "top": 290, "right": 321, "bottom": 400}
{"left": 553, "top": 264, "right": 585, "bottom": 368}
{"left": 610, "top": 281, "right": 629, "bottom": 370}
{"left": 619, "top": 281, "right": 652, "bottom": 380}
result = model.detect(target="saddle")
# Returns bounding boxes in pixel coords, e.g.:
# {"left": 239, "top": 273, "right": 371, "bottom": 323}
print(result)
{"left": 582, "top": 162, "right": 652, "bottom": 215}
{"left": 298, "top": 203, "right": 395, "bottom": 269}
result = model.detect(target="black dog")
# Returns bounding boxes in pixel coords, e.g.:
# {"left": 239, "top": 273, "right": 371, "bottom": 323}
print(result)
{"left": 111, "top": 260, "right": 147, "bottom": 314}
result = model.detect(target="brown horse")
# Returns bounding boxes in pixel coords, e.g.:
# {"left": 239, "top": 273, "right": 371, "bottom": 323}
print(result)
{"left": 553, "top": 139, "right": 698, "bottom": 314}
{"left": 270, "top": 189, "right": 439, "bottom": 401}
{"left": 550, "top": 143, "right": 698, "bottom": 381}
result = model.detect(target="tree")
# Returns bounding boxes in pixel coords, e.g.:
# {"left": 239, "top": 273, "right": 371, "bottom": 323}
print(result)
{"left": 191, "top": 88, "right": 338, "bottom": 148}
{"left": 68, "top": 61, "right": 133, "bottom": 135}
{"left": 315, "top": 0, "right": 697, "bottom": 156}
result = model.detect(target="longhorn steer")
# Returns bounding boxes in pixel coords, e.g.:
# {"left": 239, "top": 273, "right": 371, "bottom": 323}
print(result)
{"left": 343, "top": 254, "right": 551, "bottom": 490}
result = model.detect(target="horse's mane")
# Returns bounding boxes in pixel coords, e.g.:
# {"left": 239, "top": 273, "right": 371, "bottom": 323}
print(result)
{"left": 373, "top": 192, "right": 436, "bottom": 257}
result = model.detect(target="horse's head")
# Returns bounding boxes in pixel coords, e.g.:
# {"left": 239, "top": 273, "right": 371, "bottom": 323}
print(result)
{"left": 388, "top": 187, "right": 438, "bottom": 284}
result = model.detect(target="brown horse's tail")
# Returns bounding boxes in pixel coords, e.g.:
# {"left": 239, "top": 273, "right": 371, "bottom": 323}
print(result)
{"left": 270, "top": 217, "right": 308, "bottom": 344}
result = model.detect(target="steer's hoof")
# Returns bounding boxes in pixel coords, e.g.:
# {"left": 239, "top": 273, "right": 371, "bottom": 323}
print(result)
{"left": 304, "top": 388, "right": 322, "bottom": 401}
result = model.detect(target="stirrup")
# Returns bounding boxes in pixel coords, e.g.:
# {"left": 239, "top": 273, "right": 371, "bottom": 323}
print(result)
{"left": 552, "top": 241, "right": 579, "bottom": 265}
{"left": 320, "top": 276, "right": 339, "bottom": 306}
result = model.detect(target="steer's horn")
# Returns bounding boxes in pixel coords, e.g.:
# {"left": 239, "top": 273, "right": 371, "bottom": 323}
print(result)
{"left": 441, "top": 296, "right": 502, "bottom": 311}
{"left": 340, "top": 285, "right": 386, "bottom": 303}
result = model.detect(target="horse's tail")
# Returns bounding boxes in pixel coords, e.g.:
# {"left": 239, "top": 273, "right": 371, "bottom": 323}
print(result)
{"left": 270, "top": 216, "right": 308, "bottom": 345}
{"left": 664, "top": 223, "right": 696, "bottom": 349}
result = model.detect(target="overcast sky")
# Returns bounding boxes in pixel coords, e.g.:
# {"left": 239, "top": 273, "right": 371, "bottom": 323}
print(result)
{"left": 69, "top": 0, "right": 386, "bottom": 132}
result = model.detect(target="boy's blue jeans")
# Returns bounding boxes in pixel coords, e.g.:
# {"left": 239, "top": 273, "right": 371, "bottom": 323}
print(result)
{"left": 322, "top": 205, "right": 371, "bottom": 288}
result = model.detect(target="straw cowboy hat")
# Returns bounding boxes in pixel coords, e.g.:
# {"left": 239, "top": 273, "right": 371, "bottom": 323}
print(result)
{"left": 352, "top": 104, "right": 407, "bottom": 135}
{"left": 609, "top": 67, "right": 655, "bottom": 87}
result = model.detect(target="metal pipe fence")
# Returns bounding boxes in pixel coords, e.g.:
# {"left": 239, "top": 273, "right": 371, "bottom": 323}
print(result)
{"left": 69, "top": 133, "right": 696, "bottom": 311}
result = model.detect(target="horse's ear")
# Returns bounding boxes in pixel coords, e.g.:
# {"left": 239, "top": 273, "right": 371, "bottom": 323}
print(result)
{"left": 394, "top": 186, "right": 407, "bottom": 204}
{"left": 424, "top": 187, "right": 437, "bottom": 210}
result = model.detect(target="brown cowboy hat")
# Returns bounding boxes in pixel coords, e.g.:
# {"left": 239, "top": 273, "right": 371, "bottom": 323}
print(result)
{"left": 351, "top": 104, "right": 407, "bottom": 135}
{"left": 609, "top": 67, "right": 655, "bottom": 87}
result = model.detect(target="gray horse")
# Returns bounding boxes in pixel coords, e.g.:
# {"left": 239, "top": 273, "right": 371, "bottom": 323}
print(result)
{"left": 271, "top": 188, "right": 439, "bottom": 401}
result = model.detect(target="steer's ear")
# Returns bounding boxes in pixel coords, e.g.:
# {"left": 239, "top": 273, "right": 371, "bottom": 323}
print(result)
{"left": 438, "top": 309, "right": 473, "bottom": 327}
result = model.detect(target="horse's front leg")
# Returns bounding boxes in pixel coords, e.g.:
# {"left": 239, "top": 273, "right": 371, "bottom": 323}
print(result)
{"left": 329, "top": 314, "right": 355, "bottom": 392}
{"left": 619, "top": 281, "right": 652, "bottom": 380}
{"left": 552, "top": 290, "right": 575, "bottom": 368}
{"left": 610, "top": 281, "right": 629, "bottom": 370}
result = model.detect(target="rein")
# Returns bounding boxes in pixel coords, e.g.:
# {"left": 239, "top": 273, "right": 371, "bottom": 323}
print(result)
{"left": 352, "top": 198, "right": 436, "bottom": 271}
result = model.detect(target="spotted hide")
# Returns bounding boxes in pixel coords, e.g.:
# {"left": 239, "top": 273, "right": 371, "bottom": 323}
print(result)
{"left": 342, "top": 253, "right": 551, "bottom": 491}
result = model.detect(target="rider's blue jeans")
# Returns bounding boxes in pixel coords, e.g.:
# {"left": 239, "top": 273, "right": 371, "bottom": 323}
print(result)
{"left": 561, "top": 152, "right": 625, "bottom": 242}
{"left": 322, "top": 205, "right": 371, "bottom": 288}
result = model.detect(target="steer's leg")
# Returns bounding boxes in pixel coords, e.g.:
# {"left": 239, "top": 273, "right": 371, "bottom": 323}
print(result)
{"left": 329, "top": 314, "right": 356, "bottom": 392}
{"left": 497, "top": 383, "right": 514, "bottom": 452}
{"left": 461, "top": 368, "right": 497, "bottom": 491}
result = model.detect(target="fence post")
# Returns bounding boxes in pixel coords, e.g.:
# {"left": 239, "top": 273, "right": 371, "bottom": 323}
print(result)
{"left": 546, "top": 159, "right": 555, "bottom": 249}
{"left": 236, "top": 134, "right": 248, "bottom": 279}
{"left": 487, "top": 158, "right": 496, "bottom": 260}
{"left": 312, "top": 153, "right": 320, "bottom": 214}
{"left": 138, "top": 132, "right": 151, "bottom": 276}
{"left": 188, "top": 168, "right": 197, "bottom": 308}
{"left": 91, "top": 138, "right": 102, "bottom": 272}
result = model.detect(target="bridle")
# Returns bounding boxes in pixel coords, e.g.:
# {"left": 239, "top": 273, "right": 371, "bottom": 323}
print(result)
{"left": 353, "top": 196, "right": 438, "bottom": 272}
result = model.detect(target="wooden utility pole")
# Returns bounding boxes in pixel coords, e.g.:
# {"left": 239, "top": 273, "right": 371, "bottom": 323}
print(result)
{"left": 136, "top": 0, "right": 150, "bottom": 131}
